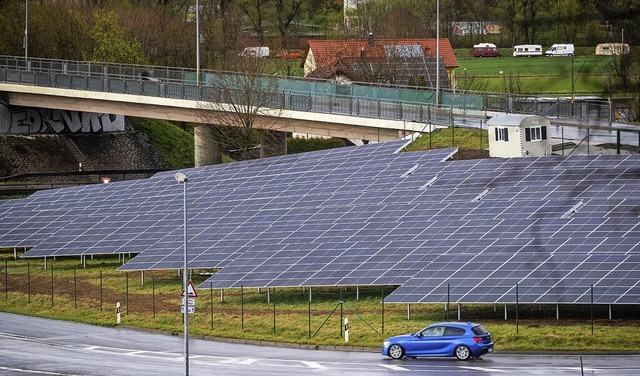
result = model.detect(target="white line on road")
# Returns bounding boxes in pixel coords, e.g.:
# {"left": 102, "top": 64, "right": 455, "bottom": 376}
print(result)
{"left": 460, "top": 365, "right": 508, "bottom": 373}
{"left": 300, "top": 361, "right": 326, "bottom": 369}
{"left": 0, "top": 366, "right": 83, "bottom": 375}
{"left": 379, "top": 364, "right": 410, "bottom": 371}
{"left": 238, "top": 358, "right": 260, "bottom": 365}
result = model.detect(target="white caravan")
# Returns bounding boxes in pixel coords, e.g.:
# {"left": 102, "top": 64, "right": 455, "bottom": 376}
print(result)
{"left": 513, "top": 44, "right": 543, "bottom": 57}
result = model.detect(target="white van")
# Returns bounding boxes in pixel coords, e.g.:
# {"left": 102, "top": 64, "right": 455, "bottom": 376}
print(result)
{"left": 239, "top": 47, "right": 270, "bottom": 58}
{"left": 513, "top": 44, "right": 543, "bottom": 57}
{"left": 545, "top": 44, "right": 574, "bottom": 56}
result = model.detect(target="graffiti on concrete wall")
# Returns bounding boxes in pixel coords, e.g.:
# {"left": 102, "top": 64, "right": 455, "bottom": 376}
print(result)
{"left": 0, "top": 99, "right": 124, "bottom": 134}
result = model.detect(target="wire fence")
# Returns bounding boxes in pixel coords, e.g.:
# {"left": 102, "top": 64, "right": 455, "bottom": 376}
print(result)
{"left": 1, "top": 258, "right": 638, "bottom": 343}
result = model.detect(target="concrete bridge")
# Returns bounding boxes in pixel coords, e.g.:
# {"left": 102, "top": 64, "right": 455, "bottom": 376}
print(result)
{"left": 0, "top": 55, "right": 636, "bottom": 165}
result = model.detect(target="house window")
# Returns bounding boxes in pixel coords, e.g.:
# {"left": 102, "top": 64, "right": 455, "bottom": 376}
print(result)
{"left": 494, "top": 127, "right": 509, "bottom": 142}
{"left": 525, "top": 126, "right": 547, "bottom": 141}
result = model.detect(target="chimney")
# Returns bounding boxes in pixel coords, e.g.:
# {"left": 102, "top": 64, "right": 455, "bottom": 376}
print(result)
{"left": 368, "top": 32, "right": 374, "bottom": 47}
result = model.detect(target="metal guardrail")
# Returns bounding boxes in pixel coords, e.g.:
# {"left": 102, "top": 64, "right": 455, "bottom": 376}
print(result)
{"left": 0, "top": 55, "right": 623, "bottom": 125}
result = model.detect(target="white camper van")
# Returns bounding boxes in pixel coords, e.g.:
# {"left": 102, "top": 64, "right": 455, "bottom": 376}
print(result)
{"left": 239, "top": 47, "right": 270, "bottom": 58}
{"left": 545, "top": 44, "right": 574, "bottom": 56}
{"left": 513, "top": 44, "right": 543, "bottom": 57}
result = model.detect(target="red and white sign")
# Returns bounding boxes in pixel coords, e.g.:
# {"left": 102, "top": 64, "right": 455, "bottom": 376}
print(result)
{"left": 180, "top": 280, "right": 198, "bottom": 298}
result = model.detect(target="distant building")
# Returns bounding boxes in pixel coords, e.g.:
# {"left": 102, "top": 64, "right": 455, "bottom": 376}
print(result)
{"left": 301, "top": 36, "right": 458, "bottom": 87}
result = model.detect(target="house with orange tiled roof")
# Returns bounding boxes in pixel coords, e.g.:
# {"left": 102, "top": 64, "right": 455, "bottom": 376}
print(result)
{"left": 301, "top": 35, "right": 458, "bottom": 88}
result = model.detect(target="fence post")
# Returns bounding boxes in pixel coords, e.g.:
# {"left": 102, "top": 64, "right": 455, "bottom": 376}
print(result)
{"left": 210, "top": 283, "right": 214, "bottom": 329}
{"left": 152, "top": 275, "right": 156, "bottom": 318}
{"left": 27, "top": 262, "right": 30, "bottom": 303}
{"left": 74, "top": 269, "right": 77, "bottom": 309}
{"left": 272, "top": 287, "right": 276, "bottom": 335}
{"left": 4, "top": 260, "right": 8, "bottom": 300}
{"left": 50, "top": 265, "right": 54, "bottom": 307}
{"left": 446, "top": 284, "right": 450, "bottom": 321}
{"left": 591, "top": 284, "right": 594, "bottom": 335}
{"left": 381, "top": 287, "right": 385, "bottom": 335}
{"left": 126, "top": 272, "right": 129, "bottom": 314}
{"left": 340, "top": 290, "right": 343, "bottom": 337}
{"left": 100, "top": 270, "right": 103, "bottom": 312}
{"left": 241, "top": 285, "right": 244, "bottom": 331}
{"left": 515, "top": 283, "right": 519, "bottom": 335}
{"left": 308, "top": 287, "right": 312, "bottom": 338}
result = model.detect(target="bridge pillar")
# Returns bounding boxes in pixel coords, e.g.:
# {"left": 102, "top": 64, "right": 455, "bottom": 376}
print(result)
{"left": 260, "top": 130, "right": 287, "bottom": 158}
{"left": 194, "top": 124, "right": 221, "bottom": 166}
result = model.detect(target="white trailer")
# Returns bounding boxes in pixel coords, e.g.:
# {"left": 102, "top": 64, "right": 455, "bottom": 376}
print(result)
{"left": 595, "top": 43, "right": 629, "bottom": 56}
{"left": 512, "top": 44, "right": 543, "bottom": 57}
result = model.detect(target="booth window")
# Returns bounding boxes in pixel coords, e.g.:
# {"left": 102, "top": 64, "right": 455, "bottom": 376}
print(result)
{"left": 495, "top": 127, "right": 509, "bottom": 142}
{"left": 525, "top": 126, "right": 547, "bottom": 141}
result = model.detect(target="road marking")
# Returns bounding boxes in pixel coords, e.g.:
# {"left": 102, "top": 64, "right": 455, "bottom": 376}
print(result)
{"left": 300, "top": 361, "right": 326, "bottom": 369}
{"left": 238, "top": 358, "right": 260, "bottom": 365}
{"left": 0, "top": 366, "right": 83, "bottom": 375}
{"left": 460, "top": 365, "right": 508, "bottom": 373}
{"left": 379, "top": 364, "right": 410, "bottom": 371}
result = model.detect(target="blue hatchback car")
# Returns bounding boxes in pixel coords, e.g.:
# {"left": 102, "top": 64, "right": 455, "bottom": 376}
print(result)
{"left": 382, "top": 322, "right": 493, "bottom": 360}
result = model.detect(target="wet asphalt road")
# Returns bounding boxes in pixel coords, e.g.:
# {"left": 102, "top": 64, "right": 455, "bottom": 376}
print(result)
{"left": 1, "top": 312, "right": 639, "bottom": 375}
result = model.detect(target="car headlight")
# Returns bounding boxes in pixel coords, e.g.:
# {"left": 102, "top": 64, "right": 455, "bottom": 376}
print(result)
{"left": 383, "top": 341, "right": 390, "bottom": 347}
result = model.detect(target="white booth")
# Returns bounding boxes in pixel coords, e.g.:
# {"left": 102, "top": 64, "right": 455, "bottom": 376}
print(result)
{"left": 488, "top": 115, "right": 551, "bottom": 158}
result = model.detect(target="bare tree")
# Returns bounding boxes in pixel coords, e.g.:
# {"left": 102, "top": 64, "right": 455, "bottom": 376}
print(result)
{"left": 271, "top": 0, "right": 306, "bottom": 48}
{"left": 230, "top": 0, "right": 270, "bottom": 46}
{"left": 198, "top": 58, "right": 285, "bottom": 161}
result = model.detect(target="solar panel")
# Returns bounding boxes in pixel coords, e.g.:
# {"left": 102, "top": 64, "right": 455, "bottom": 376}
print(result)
{"left": 3, "top": 140, "right": 639, "bottom": 305}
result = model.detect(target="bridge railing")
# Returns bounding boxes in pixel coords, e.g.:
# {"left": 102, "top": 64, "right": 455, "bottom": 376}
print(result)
{"left": 0, "top": 55, "right": 622, "bottom": 124}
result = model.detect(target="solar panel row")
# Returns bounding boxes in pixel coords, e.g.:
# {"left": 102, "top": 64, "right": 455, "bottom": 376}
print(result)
{"left": 1, "top": 139, "right": 639, "bottom": 304}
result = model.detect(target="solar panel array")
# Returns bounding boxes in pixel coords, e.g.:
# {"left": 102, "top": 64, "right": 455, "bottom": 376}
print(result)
{"left": 2, "top": 140, "right": 639, "bottom": 304}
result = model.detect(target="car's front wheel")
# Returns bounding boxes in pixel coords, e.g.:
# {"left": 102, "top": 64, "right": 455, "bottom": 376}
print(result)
{"left": 454, "top": 345, "right": 471, "bottom": 360}
{"left": 388, "top": 344, "right": 405, "bottom": 359}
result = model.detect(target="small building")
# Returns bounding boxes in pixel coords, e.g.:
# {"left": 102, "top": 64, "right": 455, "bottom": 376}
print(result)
{"left": 301, "top": 36, "right": 458, "bottom": 87}
{"left": 488, "top": 115, "right": 551, "bottom": 158}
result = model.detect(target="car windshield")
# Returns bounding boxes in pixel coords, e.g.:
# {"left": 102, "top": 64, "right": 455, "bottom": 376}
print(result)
{"left": 471, "top": 325, "right": 488, "bottom": 335}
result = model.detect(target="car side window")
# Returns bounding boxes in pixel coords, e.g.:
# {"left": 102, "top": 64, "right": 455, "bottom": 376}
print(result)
{"left": 444, "top": 327, "right": 466, "bottom": 336}
{"left": 421, "top": 326, "right": 445, "bottom": 337}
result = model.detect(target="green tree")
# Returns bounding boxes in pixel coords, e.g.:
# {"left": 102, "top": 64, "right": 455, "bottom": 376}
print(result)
{"left": 550, "top": 0, "right": 597, "bottom": 44}
{"left": 88, "top": 9, "right": 147, "bottom": 64}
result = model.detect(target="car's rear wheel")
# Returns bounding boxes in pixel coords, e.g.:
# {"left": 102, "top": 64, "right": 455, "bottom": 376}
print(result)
{"left": 454, "top": 345, "right": 471, "bottom": 360}
{"left": 388, "top": 344, "right": 405, "bottom": 359}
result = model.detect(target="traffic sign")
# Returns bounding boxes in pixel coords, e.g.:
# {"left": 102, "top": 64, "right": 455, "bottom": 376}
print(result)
{"left": 180, "top": 280, "right": 198, "bottom": 298}
{"left": 181, "top": 298, "right": 195, "bottom": 314}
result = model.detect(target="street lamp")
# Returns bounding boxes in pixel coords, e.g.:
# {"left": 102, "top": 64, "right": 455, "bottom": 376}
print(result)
{"left": 196, "top": 0, "right": 200, "bottom": 85}
{"left": 175, "top": 172, "right": 189, "bottom": 376}
{"left": 24, "top": 0, "right": 28, "bottom": 60}
{"left": 435, "top": 0, "right": 440, "bottom": 106}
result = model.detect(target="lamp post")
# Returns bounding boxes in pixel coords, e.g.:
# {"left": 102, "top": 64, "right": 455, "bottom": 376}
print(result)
{"left": 24, "top": 0, "right": 28, "bottom": 60}
{"left": 435, "top": 0, "right": 440, "bottom": 106}
{"left": 196, "top": 0, "right": 200, "bottom": 85}
{"left": 175, "top": 172, "right": 189, "bottom": 376}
